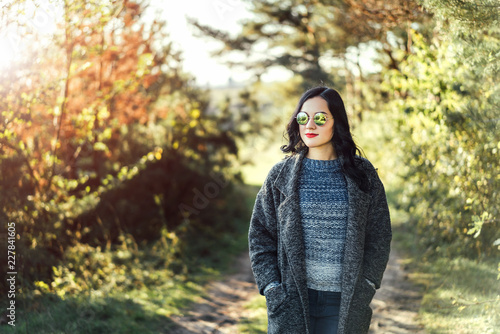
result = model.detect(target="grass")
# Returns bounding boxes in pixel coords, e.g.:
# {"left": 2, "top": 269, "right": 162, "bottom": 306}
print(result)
{"left": 393, "top": 220, "right": 500, "bottom": 334}
{"left": 237, "top": 294, "right": 267, "bottom": 334}
{"left": 419, "top": 257, "right": 499, "bottom": 334}
{"left": 4, "top": 293, "right": 180, "bottom": 333}
{"left": 1, "top": 277, "right": 205, "bottom": 333}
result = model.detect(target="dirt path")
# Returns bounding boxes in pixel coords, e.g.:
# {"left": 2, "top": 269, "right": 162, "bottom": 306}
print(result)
{"left": 169, "top": 247, "right": 425, "bottom": 333}
{"left": 369, "top": 248, "right": 426, "bottom": 333}
{"left": 169, "top": 252, "right": 257, "bottom": 333}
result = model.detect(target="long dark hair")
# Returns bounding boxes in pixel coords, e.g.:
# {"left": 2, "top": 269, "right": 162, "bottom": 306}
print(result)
{"left": 280, "top": 86, "right": 369, "bottom": 192}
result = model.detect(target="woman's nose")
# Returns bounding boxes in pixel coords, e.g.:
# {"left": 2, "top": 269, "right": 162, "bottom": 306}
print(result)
{"left": 306, "top": 117, "right": 316, "bottom": 129}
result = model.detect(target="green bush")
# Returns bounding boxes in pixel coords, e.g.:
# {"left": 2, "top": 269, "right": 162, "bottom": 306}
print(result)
{"left": 384, "top": 31, "right": 499, "bottom": 259}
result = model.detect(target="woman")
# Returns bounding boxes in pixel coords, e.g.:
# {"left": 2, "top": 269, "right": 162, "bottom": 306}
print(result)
{"left": 248, "top": 86, "right": 392, "bottom": 334}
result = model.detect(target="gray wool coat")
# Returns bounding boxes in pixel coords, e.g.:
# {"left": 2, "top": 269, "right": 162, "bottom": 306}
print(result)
{"left": 248, "top": 149, "right": 392, "bottom": 334}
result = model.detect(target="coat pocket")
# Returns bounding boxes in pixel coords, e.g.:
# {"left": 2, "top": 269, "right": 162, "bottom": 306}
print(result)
{"left": 265, "top": 283, "right": 288, "bottom": 314}
{"left": 346, "top": 276, "right": 377, "bottom": 333}
{"left": 360, "top": 276, "right": 377, "bottom": 306}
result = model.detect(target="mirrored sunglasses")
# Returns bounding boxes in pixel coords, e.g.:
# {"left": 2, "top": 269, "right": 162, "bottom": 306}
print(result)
{"left": 296, "top": 112, "right": 332, "bottom": 126}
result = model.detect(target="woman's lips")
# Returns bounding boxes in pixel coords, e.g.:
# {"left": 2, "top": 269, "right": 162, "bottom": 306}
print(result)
{"left": 305, "top": 133, "right": 318, "bottom": 138}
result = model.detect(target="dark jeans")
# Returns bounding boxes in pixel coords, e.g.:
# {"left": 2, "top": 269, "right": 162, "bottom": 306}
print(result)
{"left": 308, "top": 288, "right": 341, "bottom": 334}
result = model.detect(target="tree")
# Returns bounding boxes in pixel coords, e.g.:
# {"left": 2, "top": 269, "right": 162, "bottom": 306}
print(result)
{"left": 0, "top": 0, "right": 244, "bottom": 291}
{"left": 384, "top": 0, "right": 500, "bottom": 258}
{"left": 188, "top": 0, "right": 427, "bottom": 120}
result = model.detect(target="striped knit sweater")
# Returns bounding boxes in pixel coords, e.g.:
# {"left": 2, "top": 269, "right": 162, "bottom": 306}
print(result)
{"left": 298, "top": 157, "right": 348, "bottom": 292}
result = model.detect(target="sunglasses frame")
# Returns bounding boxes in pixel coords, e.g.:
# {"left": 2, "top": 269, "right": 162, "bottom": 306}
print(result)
{"left": 296, "top": 111, "right": 333, "bottom": 126}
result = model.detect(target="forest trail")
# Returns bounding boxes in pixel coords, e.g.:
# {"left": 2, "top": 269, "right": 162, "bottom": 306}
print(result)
{"left": 368, "top": 248, "right": 426, "bottom": 333}
{"left": 169, "top": 246, "right": 426, "bottom": 333}
{"left": 169, "top": 252, "right": 257, "bottom": 333}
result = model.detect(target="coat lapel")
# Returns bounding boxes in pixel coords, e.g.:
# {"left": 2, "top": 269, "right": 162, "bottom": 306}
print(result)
{"left": 274, "top": 151, "right": 307, "bottom": 276}
{"left": 343, "top": 168, "right": 371, "bottom": 285}
{"left": 274, "top": 150, "right": 310, "bottom": 329}
{"left": 339, "top": 164, "right": 371, "bottom": 332}
{"left": 274, "top": 150, "right": 304, "bottom": 197}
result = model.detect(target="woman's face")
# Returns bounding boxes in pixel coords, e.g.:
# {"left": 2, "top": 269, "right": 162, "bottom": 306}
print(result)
{"left": 298, "top": 96, "right": 334, "bottom": 151}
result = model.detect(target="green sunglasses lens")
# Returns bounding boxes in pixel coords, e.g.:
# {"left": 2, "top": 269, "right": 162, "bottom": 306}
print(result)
{"left": 296, "top": 112, "right": 330, "bottom": 126}
{"left": 296, "top": 112, "right": 308, "bottom": 125}
{"left": 314, "top": 113, "right": 327, "bottom": 125}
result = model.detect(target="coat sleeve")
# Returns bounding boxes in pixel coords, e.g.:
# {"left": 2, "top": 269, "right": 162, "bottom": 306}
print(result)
{"left": 362, "top": 166, "right": 392, "bottom": 289}
{"left": 248, "top": 166, "right": 282, "bottom": 295}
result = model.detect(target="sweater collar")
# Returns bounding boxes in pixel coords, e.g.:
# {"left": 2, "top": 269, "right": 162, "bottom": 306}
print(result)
{"left": 274, "top": 150, "right": 346, "bottom": 197}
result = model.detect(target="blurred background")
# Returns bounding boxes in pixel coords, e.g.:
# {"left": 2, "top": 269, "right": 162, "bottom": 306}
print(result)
{"left": 0, "top": 0, "right": 498, "bottom": 333}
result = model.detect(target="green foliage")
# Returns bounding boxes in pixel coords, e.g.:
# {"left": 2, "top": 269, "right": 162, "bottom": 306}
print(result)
{"left": 350, "top": 105, "right": 500, "bottom": 334}
{"left": 420, "top": 0, "right": 500, "bottom": 33}
{"left": 384, "top": 30, "right": 499, "bottom": 258}
{"left": 0, "top": 0, "right": 254, "bottom": 302}
{"left": 1, "top": 248, "right": 201, "bottom": 334}
{"left": 44, "top": 234, "right": 172, "bottom": 297}
{"left": 0, "top": 180, "right": 255, "bottom": 332}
